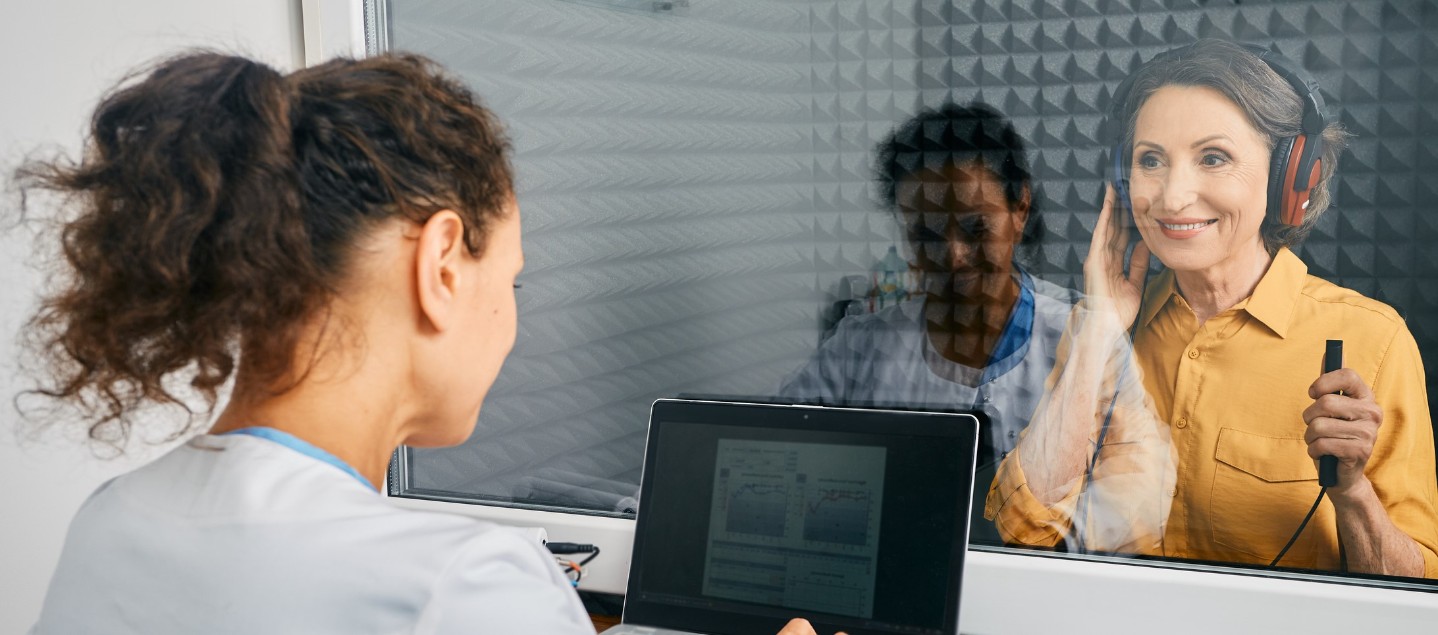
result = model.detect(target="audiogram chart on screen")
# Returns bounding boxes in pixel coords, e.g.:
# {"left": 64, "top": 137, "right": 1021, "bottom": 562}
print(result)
{"left": 701, "top": 439, "right": 886, "bottom": 618}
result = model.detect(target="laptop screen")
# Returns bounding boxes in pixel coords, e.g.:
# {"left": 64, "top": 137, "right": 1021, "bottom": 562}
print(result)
{"left": 624, "top": 400, "right": 978, "bottom": 635}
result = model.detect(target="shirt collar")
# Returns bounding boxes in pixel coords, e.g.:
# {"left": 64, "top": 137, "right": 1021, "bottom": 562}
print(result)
{"left": 220, "top": 427, "right": 378, "bottom": 492}
{"left": 1138, "top": 268, "right": 1177, "bottom": 330}
{"left": 1137, "top": 247, "right": 1306, "bottom": 338}
{"left": 1243, "top": 247, "right": 1306, "bottom": 339}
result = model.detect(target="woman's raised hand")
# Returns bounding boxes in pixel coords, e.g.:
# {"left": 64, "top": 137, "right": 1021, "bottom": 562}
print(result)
{"left": 1083, "top": 183, "right": 1151, "bottom": 330}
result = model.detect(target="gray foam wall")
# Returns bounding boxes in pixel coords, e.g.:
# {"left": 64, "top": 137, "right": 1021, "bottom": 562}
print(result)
{"left": 392, "top": 0, "right": 1438, "bottom": 511}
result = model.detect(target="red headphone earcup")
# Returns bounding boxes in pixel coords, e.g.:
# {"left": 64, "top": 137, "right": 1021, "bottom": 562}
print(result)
{"left": 1288, "top": 161, "right": 1322, "bottom": 227}
{"left": 1281, "top": 135, "right": 1319, "bottom": 227}
{"left": 1268, "top": 136, "right": 1295, "bottom": 225}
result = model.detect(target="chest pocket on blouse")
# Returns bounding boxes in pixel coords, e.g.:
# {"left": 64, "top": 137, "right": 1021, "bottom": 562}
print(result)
{"left": 1210, "top": 427, "right": 1323, "bottom": 561}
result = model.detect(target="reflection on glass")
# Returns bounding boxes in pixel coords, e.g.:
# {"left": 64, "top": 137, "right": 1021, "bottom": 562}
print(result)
{"left": 395, "top": 0, "right": 823, "bottom": 516}
{"left": 385, "top": 0, "right": 1438, "bottom": 588}
{"left": 778, "top": 103, "right": 1078, "bottom": 544}
{"left": 994, "top": 39, "right": 1438, "bottom": 579}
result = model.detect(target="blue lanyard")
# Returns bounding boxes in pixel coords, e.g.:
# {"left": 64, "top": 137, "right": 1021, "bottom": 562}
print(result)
{"left": 220, "top": 427, "right": 377, "bottom": 492}
{"left": 979, "top": 270, "right": 1036, "bottom": 384}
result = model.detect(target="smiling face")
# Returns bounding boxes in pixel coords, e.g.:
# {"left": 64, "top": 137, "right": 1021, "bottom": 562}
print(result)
{"left": 894, "top": 161, "right": 1028, "bottom": 300}
{"left": 1128, "top": 85, "right": 1272, "bottom": 274}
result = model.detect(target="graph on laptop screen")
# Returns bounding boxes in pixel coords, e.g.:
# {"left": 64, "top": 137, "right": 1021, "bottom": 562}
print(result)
{"left": 701, "top": 439, "right": 886, "bottom": 618}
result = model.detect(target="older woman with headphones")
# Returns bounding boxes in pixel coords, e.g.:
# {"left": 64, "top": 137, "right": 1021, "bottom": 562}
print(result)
{"left": 985, "top": 38, "right": 1438, "bottom": 577}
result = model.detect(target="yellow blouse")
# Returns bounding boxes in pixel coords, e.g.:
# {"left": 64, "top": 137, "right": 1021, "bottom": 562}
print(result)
{"left": 987, "top": 248, "right": 1438, "bottom": 576}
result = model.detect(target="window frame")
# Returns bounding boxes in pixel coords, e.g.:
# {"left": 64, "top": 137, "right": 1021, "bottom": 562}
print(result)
{"left": 337, "top": 0, "right": 1438, "bottom": 601}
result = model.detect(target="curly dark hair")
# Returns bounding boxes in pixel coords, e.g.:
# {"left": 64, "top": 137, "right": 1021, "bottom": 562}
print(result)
{"left": 14, "top": 51, "right": 513, "bottom": 447}
{"left": 873, "top": 102, "right": 1041, "bottom": 246}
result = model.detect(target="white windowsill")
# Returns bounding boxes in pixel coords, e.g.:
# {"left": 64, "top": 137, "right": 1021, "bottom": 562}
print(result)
{"left": 389, "top": 496, "right": 1438, "bottom": 634}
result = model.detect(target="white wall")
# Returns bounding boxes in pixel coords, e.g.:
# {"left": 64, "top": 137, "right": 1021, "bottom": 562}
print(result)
{"left": 0, "top": 2, "right": 302, "bottom": 630}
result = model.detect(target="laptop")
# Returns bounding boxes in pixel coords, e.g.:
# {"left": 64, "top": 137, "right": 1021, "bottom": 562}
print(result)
{"left": 607, "top": 399, "right": 980, "bottom": 635}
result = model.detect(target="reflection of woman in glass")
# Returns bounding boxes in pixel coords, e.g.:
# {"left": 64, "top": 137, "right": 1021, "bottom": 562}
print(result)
{"left": 780, "top": 103, "right": 1078, "bottom": 541}
{"left": 21, "top": 53, "right": 836, "bottom": 634}
{"left": 991, "top": 39, "right": 1438, "bottom": 577}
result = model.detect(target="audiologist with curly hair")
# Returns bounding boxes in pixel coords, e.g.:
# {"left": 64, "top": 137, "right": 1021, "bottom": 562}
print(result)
{"left": 18, "top": 52, "right": 838, "bottom": 635}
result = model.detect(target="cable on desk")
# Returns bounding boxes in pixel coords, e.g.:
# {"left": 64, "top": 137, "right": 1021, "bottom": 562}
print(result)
{"left": 547, "top": 542, "right": 601, "bottom": 587}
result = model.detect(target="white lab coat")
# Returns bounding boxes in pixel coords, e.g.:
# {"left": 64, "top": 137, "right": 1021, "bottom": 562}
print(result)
{"left": 29, "top": 433, "right": 596, "bottom": 634}
{"left": 780, "top": 272, "right": 1078, "bottom": 457}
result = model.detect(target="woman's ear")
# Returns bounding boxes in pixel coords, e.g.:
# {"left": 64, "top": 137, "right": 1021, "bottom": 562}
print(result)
{"left": 414, "top": 210, "right": 467, "bottom": 333}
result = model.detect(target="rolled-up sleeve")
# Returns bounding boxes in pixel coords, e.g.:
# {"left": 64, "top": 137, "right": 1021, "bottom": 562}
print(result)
{"left": 986, "top": 408, "right": 1173, "bottom": 554}
{"left": 986, "top": 439, "right": 1081, "bottom": 548}
{"left": 985, "top": 304, "right": 1174, "bottom": 555}
{"left": 1368, "top": 322, "right": 1438, "bottom": 577}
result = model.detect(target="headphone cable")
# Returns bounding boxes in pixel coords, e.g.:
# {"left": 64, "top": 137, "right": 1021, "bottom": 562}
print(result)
{"left": 1270, "top": 488, "right": 1326, "bottom": 567}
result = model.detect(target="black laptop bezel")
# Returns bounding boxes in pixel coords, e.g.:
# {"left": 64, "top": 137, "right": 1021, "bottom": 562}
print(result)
{"left": 621, "top": 398, "right": 980, "bottom": 635}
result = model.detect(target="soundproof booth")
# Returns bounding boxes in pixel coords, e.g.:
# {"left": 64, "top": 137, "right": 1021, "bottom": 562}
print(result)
{"left": 309, "top": 0, "right": 1438, "bottom": 632}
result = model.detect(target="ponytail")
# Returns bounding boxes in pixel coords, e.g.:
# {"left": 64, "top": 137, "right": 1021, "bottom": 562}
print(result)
{"left": 15, "top": 51, "right": 513, "bottom": 448}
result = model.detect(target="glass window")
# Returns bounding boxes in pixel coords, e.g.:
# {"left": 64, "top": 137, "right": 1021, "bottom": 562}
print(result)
{"left": 380, "top": 0, "right": 1438, "bottom": 587}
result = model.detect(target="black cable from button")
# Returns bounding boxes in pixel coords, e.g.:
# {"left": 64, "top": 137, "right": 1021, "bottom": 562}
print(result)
{"left": 1270, "top": 487, "right": 1325, "bottom": 567}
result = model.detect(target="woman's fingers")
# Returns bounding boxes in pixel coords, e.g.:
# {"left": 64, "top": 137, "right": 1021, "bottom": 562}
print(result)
{"left": 1095, "top": 183, "right": 1117, "bottom": 250}
{"left": 1308, "top": 368, "right": 1377, "bottom": 402}
{"left": 774, "top": 618, "right": 847, "bottom": 635}
{"left": 1098, "top": 182, "right": 1115, "bottom": 222}
{"left": 1303, "top": 415, "right": 1377, "bottom": 476}
{"left": 1107, "top": 192, "right": 1131, "bottom": 257}
{"left": 1302, "top": 371, "right": 1383, "bottom": 490}
{"left": 1303, "top": 391, "right": 1383, "bottom": 428}
{"left": 777, "top": 618, "right": 818, "bottom": 635}
{"left": 1076, "top": 183, "right": 1147, "bottom": 328}
{"left": 1087, "top": 185, "right": 1118, "bottom": 277}
{"left": 1127, "top": 239, "right": 1150, "bottom": 289}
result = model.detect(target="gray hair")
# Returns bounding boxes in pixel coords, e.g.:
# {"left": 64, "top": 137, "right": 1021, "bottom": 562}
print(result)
{"left": 1118, "top": 39, "right": 1350, "bottom": 253}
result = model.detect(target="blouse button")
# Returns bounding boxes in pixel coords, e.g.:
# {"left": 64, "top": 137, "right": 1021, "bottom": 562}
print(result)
{"left": 1187, "top": 349, "right": 1200, "bottom": 359}
{"left": 1176, "top": 417, "right": 1188, "bottom": 429}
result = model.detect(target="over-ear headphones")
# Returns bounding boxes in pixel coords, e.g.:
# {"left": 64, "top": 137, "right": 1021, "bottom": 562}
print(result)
{"left": 1104, "top": 42, "right": 1331, "bottom": 228}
